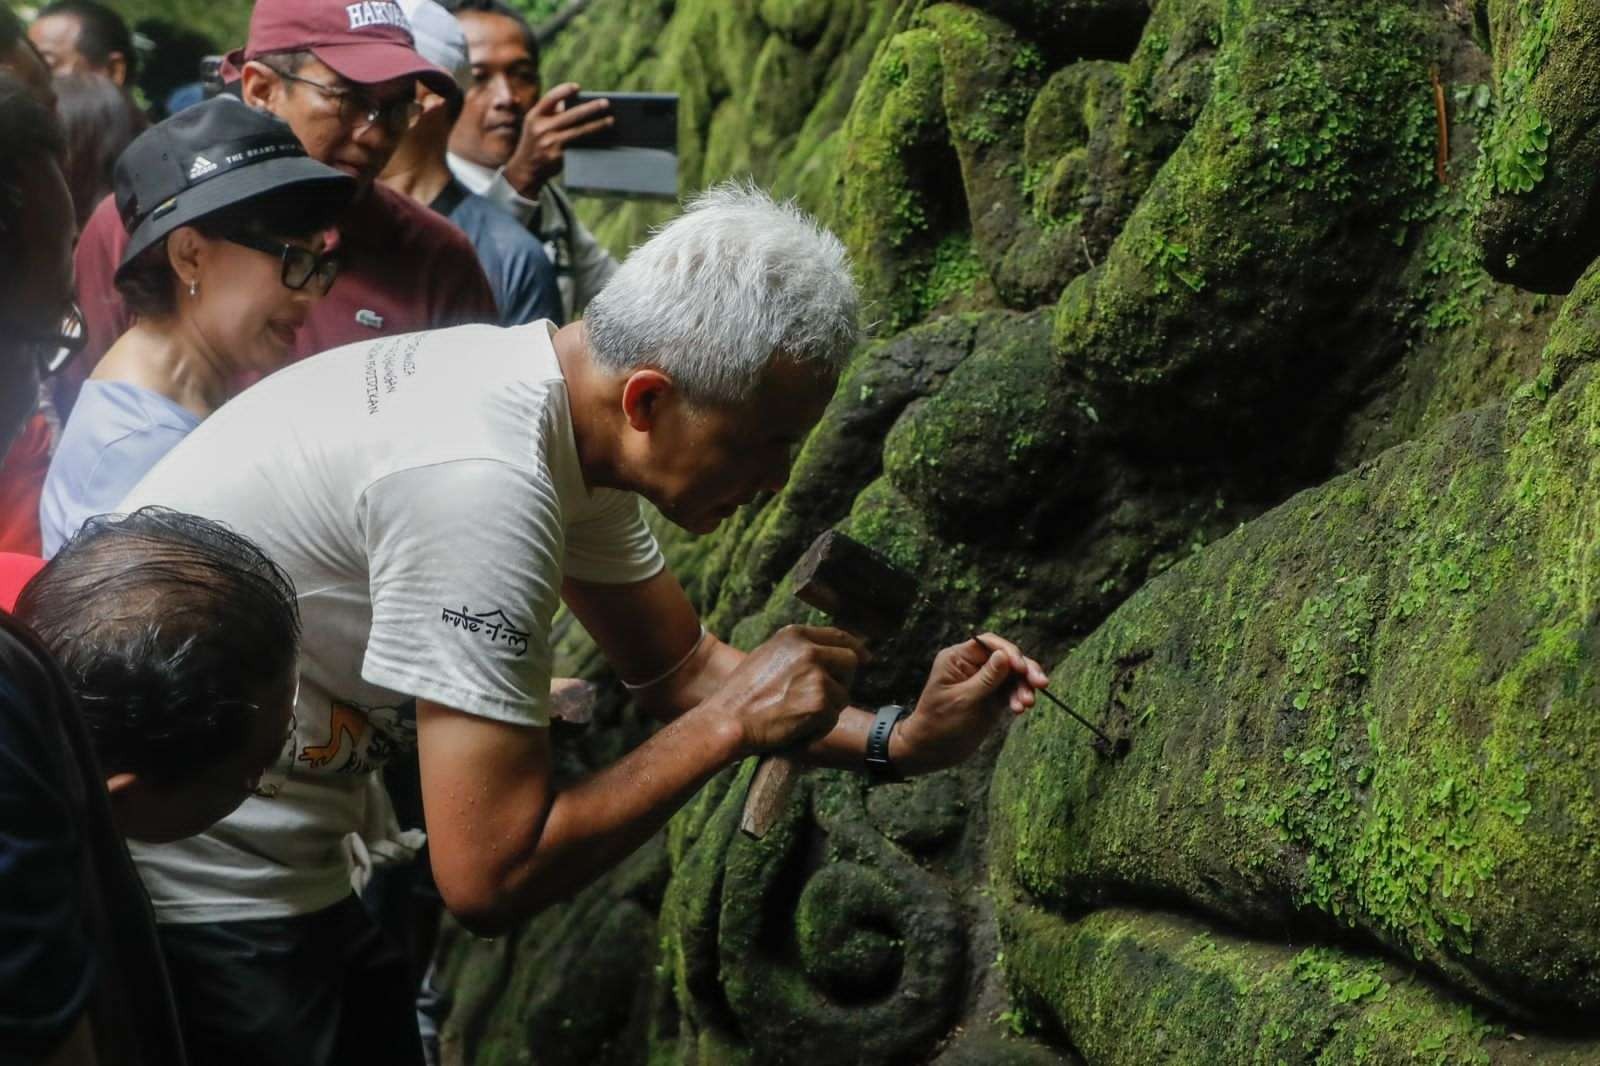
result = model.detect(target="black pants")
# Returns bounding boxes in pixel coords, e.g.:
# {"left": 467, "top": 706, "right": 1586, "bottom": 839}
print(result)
{"left": 157, "top": 895, "right": 426, "bottom": 1066}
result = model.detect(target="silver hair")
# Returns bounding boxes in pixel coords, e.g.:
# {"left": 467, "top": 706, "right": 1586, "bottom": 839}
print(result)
{"left": 584, "top": 181, "right": 861, "bottom": 405}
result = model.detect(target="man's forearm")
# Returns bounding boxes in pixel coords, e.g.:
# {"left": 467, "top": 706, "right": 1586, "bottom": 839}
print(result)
{"left": 633, "top": 633, "right": 743, "bottom": 719}
{"left": 486, "top": 702, "right": 743, "bottom": 922}
{"left": 648, "top": 637, "right": 908, "bottom": 774}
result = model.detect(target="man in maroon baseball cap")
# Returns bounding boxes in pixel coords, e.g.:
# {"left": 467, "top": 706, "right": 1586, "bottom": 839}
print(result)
{"left": 65, "top": 0, "right": 499, "bottom": 416}
{"left": 226, "top": 0, "right": 459, "bottom": 184}
{"left": 232, "top": 0, "right": 459, "bottom": 100}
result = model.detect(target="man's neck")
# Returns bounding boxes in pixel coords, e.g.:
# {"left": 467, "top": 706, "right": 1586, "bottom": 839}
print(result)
{"left": 379, "top": 134, "right": 454, "bottom": 209}
{"left": 553, "top": 321, "right": 627, "bottom": 493}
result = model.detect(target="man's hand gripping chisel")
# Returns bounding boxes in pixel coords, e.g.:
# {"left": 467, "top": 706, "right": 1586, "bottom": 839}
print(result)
{"left": 738, "top": 529, "right": 1124, "bottom": 839}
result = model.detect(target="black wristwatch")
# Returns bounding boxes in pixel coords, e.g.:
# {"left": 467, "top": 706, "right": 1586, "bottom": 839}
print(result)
{"left": 865, "top": 704, "right": 911, "bottom": 781}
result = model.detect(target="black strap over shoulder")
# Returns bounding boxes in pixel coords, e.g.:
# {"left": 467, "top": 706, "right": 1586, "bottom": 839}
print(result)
{"left": 428, "top": 177, "right": 470, "bottom": 221}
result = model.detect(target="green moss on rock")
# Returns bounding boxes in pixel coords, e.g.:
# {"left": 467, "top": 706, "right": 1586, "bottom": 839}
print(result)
{"left": 653, "top": 764, "right": 968, "bottom": 1065}
{"left": 998, "top": 903, "right": 1600, "bottom": 1065}
{"left": 1055, "top": 0, "right": 1439, "bottom": 458}
{"left": 882, "top": 310, "right": 1090, "bottom": 535}
{"left": 917, "top": 5, "right": 1079, "bottom": 308}
{"left": 992, "top": 268, "right": 1600, "bottom": 1023}
{"left": 834, "top": 25, "right": 966, "bottom": 331}
{"left": 436, "top": 839, "right": 670, "bottom": 1066}
{"left": 1472, "top": 0, "right": 1600, "bottom": 293}
{"left": 968, "top": 0, "right": 1148, "bottom": 61}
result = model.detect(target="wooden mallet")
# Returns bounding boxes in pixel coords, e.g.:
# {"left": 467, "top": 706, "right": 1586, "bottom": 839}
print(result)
{"left": 738, "top": 529, "right": 917, "bottom": 838}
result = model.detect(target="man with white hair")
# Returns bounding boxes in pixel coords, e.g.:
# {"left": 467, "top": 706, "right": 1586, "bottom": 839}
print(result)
{"left": 118, "top": 184, "right": 1049, "bottom": 1065}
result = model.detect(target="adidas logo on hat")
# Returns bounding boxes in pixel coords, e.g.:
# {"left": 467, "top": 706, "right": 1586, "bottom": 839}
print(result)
{"left": 188, "top": 155, "right": 218, "bottom": 179}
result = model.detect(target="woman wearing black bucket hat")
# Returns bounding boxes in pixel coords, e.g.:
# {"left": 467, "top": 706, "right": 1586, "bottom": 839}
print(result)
{"left": 41, "top": 95, "right": 355, "bottom": 556}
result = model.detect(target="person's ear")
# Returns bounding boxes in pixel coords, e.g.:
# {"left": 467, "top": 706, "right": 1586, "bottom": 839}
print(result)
{"left": 240, "top": 61, "right": 279, "bottom": 111}
{"left": 105, "top": 50, "right": 127, "bottom": 86}
{"left": 165, "top": 226, "right": 208, "bottom": 298}
{"left": 620, "top": 369, "right": 674, "bottom": 432}
{"left": 418, "top": 85, "right": 448, "bottom": 115}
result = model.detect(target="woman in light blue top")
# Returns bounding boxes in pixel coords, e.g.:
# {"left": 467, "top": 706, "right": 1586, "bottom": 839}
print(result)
{"left": 41, "top": 97, "right": 354, "bottom": 555}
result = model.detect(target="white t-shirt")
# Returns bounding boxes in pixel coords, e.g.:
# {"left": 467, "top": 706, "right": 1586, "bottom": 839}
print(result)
{"left": 121, "top": 322, "right": 664, "bottom": 922}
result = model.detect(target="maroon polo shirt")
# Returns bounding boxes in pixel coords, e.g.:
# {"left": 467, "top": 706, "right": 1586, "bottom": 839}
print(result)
{"left": 66, "top": 180, "right": 498, "bottom": 414}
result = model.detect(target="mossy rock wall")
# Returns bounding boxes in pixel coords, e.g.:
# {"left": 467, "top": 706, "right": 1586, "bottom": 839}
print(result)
{"left": 1472, "top": 0, "right": 1600, "bottom": 293}
{"left": 990, "top": 261, "right": 1600, "bottom": 1059}
{"left": 437, "top": 1, "right": 1600, "bottom": 1063}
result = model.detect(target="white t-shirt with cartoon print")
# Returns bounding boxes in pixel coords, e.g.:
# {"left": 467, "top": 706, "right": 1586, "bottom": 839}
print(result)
{"left": 121, "top": 321, "right": 664, "bottom": 922}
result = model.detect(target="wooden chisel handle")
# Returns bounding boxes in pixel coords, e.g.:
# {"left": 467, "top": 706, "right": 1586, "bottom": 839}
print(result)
{"left": 739, "top": 754, "right": 800, "bottom": 838}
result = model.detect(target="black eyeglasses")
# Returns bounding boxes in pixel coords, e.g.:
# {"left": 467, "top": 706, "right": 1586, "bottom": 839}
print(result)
{"left": 227, "top": 235, "right": 341, "bottom": 295}
{"left": 274, "top": 69, "right": 421, "bottom": 136}
{"left": 4, "top": 304, "right": 87, "bottom": 378}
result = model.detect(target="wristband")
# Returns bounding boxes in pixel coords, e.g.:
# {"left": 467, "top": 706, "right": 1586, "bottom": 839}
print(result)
{"left": 621, "top": 626, "right": 709, "bottom": 691}
{"left": 865, "top": 704, "right": 911, "bottom": 781}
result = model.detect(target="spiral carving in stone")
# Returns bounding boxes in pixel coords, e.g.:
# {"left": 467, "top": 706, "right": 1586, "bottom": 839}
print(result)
{"left": 658, "top": 766, "right": 966, "bottom": 1066}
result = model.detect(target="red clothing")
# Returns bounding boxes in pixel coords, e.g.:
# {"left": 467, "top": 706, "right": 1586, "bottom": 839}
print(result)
{"left": 0, "top": 553, "right": 45, "bottom": 610}
{"left": 0, "top": 416, "right": 53, "bottom": 555}
{"left": 66, "top": 182, "right": 498, "bottom": 415}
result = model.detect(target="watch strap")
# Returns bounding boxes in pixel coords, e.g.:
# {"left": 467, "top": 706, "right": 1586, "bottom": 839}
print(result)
{"left": 865, "top": 704, "right": 911, "bottom": 781}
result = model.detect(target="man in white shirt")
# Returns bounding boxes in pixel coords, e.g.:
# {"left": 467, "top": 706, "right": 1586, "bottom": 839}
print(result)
{"left": 120, "top": 183, "right": 1048, "bottom": 1065}
{"left": 441, "top": 0, "right": 618, "bottom": 321}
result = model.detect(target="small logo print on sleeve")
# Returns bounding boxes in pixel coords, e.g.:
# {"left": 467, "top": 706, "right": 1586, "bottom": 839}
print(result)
{"left": 441, "top": 606, "right": 531, "bottom": 657}
{"left": 356, "top": 309, "right": 385, "bottom": 330}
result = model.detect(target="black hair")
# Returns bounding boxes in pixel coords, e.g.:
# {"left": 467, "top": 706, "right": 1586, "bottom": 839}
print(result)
{"left": 0, "top": 5, "right": 22, "bottom": 53}
{"left": 0, "top": 71, "right": 67, "bottom": 283}
{"left": 115, "top": 182, "right": 350, "bottom": 319}
{"left": 253, "top": 49, "right": 315, "bottom": 76}
{"left": 15, "top": 507, "right": 302, "bottom": 784}
{"left": 439, "top": 0, "right": 540, "bottom": 64}
{"left": 37, "top": 0, "right": 138, "bottom": 82}
{"left": 56, "top": 71, "right": 146, "bottom": 227}
{"left": 133, "top": 18, "right": 217, "bottom": 120}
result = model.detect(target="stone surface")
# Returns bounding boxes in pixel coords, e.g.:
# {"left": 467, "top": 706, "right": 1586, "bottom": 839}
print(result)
{"left": 992, "top": 277, "right": 1600, "bottom": 1022}
{"left": 1473, "top": 0, "right": 1600, "bottom": 293}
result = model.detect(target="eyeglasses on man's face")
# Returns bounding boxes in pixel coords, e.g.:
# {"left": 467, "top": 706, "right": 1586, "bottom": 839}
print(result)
{"left": 227, "top": 235, "right": 342, "bottom": 295}
{"left": 274, "top": 68, "right": 421, "bottom": 136}
{"left": 3, "top": 303, "right": 87, "bottom": 378}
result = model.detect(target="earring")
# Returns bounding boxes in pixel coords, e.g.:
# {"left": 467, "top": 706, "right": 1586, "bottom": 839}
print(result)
{"left": 188, "top": 279, "right": 198, "bottom": 297}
